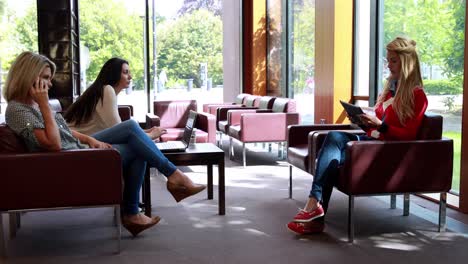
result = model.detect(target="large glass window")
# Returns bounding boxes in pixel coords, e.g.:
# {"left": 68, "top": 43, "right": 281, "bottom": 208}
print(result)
{"left": 267, "top": 0, "right": 287, "bottom": 97}
{"left": 79, "top": 0, "right": 224, "bottom": 121}
{"left": 288, "top": 0, "right": 315, "bottom": 124}
{"left": 0, "top": 0, "right": 38, "bottom": 114}
{"left": 353, "top": 0, "right": 371, "bottom": 106}
{"left": 266, "top": 0, "right": 315, "bottom": 124}
{"left": 381, "top": 0, "right": 465, "bottom": 194}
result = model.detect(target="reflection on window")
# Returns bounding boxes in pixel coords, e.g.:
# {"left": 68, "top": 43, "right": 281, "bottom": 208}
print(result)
{"left": 289, "top": 0, "right": 315, "bottom": 124}
{"left": 267, "top": 0, "right": 286, "bottom": 97}
{"left": 383, "top": 0, "right": 465, "bottom": 193}
{"left": 79, "top": 0, "right": 224, "bottom": 121}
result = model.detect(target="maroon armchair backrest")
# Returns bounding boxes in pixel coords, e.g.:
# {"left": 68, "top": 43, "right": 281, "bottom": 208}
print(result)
{"left": 0, "top": 124, "right": 27, "bottom": 154}
{"left": 153, "top": 100, "right": 197, "bottom": 129}
{"left": 417, "top": 114, "right": 443, "bottom": 140}
{"left": 118, "top": 105, "right": 133, "bottom": 121}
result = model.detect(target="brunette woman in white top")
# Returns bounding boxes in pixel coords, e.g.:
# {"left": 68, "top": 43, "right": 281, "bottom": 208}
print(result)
{"left": 65, "top": 58, "right": 165, "bottom": 139}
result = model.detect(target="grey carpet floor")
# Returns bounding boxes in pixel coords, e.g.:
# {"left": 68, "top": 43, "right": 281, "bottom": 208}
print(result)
{"left": 3, "top": 142, "right": 468, "bottom": 263}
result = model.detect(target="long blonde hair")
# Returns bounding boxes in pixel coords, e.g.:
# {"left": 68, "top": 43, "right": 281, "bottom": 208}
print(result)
{"left": 2, "top": 51, "right": 56, "bottom": 102}
{"left": 376, "top": 37, "right": 423, "bottom": 124}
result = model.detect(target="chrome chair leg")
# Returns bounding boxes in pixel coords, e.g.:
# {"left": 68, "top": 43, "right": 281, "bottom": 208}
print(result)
{"left": 8, "top": 213, "right": 17, "bottom": 239}
{"left": 439, "top": 192, "right": 447, "bottom": 232}
{"left": 390, "top": 194, "right": 396, "bottom": 209}
{"left": 403, "top": 194, "right": 410, "bottom": 216}
{"left": 289, "top": 165, "right": 293, "bottom": 198}
{"left": 243, "top": 143, "right": 246, "bottom": 167}
{"left": 0, "top": 213, "right": 7, "bottom": 258}
{"left": 115, "top": 205, "right": 121, "bottom": 254}
{"left": 348, "top": 196, "right": 355, "bottom": 243}
{"left": 229, "top": 137, "right": 234, "bottom": 160}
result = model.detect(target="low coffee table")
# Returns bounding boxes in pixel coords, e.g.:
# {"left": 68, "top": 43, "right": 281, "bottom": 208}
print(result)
{"left": 142, "top": 143, "right": 225, "bottom": 215}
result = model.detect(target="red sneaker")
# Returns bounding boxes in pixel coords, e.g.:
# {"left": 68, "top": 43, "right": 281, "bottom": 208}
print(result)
{"left": 287, "top": 221, "right": 325, "bottom": 235}
{"left": 293, "top": 206, "right": 325, "bottom": 222}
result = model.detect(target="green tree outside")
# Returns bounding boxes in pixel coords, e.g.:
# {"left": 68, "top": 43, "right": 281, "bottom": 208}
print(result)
{"left": 291, "top": 0, "right": 315, "bottom": 94}
{"left": 157, "top": 9, "right": 223, "bottom": 88}
{"left": 79, "top": 0, "right": 145, "bottom": 89}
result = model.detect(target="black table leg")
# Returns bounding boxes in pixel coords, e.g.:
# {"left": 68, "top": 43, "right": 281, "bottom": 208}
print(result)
{"left": 218, "top": 158, "right": 225, "bottom": 215}
{"left": 144, "top": 166, "right": 152, "bottom": 216}
{"left": 207, "top": 164, "right": 213, "bottom": 199}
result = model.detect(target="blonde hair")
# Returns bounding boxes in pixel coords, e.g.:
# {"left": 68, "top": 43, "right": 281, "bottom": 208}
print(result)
{"left": 2, "top": 51, "right": 56, "bottom": 102}
{"left": 377, "top": 37, "right": 423, "bottom": 125}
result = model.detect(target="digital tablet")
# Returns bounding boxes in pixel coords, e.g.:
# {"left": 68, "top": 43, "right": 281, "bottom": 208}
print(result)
{"left": 340, "top": 100, "right": 365, "bottom": 126}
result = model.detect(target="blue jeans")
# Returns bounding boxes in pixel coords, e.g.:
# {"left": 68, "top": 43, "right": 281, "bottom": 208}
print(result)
{"left": 310, "top": 131, "right": 364, "bottom": 211}
{"left": 92, "top": 119, "right": 178, "bottom": 215}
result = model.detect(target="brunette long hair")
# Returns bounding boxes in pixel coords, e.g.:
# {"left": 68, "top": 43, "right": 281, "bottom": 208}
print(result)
{"left": 64, "top": 58, "right": 128, "bottom": 125}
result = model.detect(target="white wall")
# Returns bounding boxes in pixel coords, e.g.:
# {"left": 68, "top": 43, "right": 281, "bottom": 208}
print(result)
{"left": 222, "top": 0, "right": 242, "bottom": 102}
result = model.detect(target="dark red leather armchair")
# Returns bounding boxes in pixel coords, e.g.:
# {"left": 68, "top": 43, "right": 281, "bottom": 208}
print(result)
{"left": 146, "top": 100, "right": 216, "bottom": 143}
{"left": 288, "top": 114, "right": 453, "bottom": 242}
{"left": 0, "top": 124, "right": 123, "bottom": 256}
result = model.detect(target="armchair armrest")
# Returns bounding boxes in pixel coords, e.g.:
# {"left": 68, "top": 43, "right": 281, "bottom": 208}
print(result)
{"left": 118, "top": 105, "right": 132, "bottom": 121}
{"left": 146, "top": 113, "right": 161, "bottom": 129}
{"left": 204, "top": 103, "right": 234, "bottom": 114}
{"left": 308, "top": 129, "right": 365, "bottom": 174}
{"left": 227, "top": 109, "right": 258, "bottom": 126}
{"left": 338, "top": 138, "right": 454, "bottom": 195}
{"left": 288, "top": 124, "right": 355, "bottom": 147}
{"left": 0, "top": 149, "right": 122, "bottom": 211}
{"left": 217, "top": 106, "right": 255, "bottom": 122}
{"left": 195, "top": 112, "right": 217, "bottom": 143}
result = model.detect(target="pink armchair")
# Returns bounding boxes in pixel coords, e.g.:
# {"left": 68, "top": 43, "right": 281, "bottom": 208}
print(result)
{"left": 214, "top": 95, "right": 272, "bottom": 146}
{"left": 227, "top": 98, "right": 300, "bottom": 167}
{"left": 146, "top": 100, "right": 216, "bottom": 143}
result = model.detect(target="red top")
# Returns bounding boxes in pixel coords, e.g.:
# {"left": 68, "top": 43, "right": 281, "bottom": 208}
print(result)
{"left": 366, "top": 87, "right": 428, "bottom": 140}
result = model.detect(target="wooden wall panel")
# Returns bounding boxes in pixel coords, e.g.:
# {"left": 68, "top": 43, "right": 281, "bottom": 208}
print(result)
{"left": 242, "top": 0, "right": 266, "bottom": 96}
{"left": 315, "top": 0, "right": 353, "bottom": 124}
{"left": 314, "top": 0, "right": 335, "bottom": 124}
{"left": 333, "top": 0, "right": 353, "bottom": 123}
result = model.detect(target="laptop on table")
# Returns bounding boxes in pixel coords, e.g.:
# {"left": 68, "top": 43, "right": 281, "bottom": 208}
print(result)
{"left": 155, "top": 110, "right": 197, "bottom": 153}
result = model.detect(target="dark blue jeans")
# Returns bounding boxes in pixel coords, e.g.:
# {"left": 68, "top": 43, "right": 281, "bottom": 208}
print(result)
{"left": 92, "top": 119, "right": 177, "bottom": 214}
{"left": 310, "top": 131, "right": 371, "bottom": 212}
